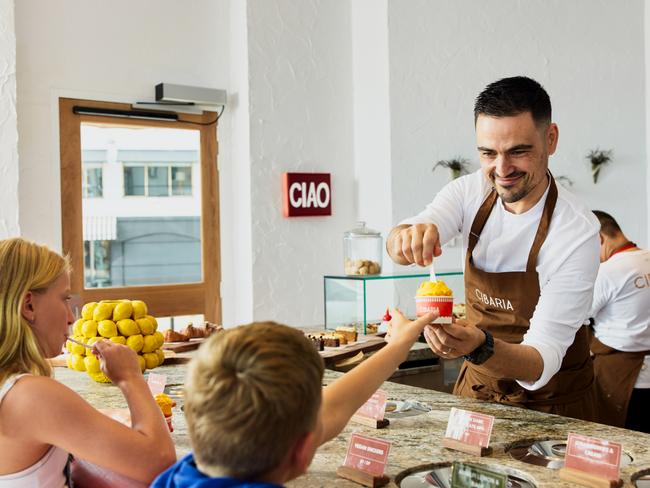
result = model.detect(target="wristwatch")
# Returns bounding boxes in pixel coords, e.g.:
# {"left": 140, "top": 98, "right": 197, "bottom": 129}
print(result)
{"left": 464, "top": 329, "right": 494, "bottom": 365}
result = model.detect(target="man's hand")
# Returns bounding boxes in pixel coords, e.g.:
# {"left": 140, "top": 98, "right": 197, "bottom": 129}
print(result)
{"left": 387, "top": 224, "right": 442, "bottom": 266}
{"left": 422, "top": 318, "right": 486, "bottom": 359}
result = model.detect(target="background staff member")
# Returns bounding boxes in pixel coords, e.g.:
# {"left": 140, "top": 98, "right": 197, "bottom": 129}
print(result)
{"left": 589, "top": 210, "right": 650, "bottom": 432}
{"left": 387, "top": 76, "right": 600, "bottom": 421}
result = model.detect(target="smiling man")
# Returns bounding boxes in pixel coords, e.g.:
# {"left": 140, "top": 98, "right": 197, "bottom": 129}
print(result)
{"left": 387, "top": 77, "right": 600, "bottom": 420}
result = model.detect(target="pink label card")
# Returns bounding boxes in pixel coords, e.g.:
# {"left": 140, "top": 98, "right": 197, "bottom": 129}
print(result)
{"left": 444, "top": 407, "right": 494, "bottom": 448}
{"left": 147, "top": 373, "right": 167, "bottom": 396}
{"left": 564, "top": 433, "right": 622, "bottom": 481}
{"left": 355, "top": 389, "right": 388, "bottom": 420}
{"left": 343, "top": 433, "right": 391, "bottom": 477}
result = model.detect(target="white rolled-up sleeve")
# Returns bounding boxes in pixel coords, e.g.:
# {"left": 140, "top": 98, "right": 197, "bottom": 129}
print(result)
{"left": 516, "top": 232, "right": 600, "bottom": 391}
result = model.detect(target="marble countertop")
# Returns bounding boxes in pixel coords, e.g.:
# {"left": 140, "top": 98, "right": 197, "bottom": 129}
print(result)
{"left": 55, "top": 364, "right": 650, "bottom": 487}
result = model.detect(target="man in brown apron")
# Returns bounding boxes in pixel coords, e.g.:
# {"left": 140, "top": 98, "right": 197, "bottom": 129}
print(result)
{"left": 387, "top": 77, "right": 600, "bottom": 421}
{"left": 588, "top": 210, "right": 650, "bottom": 431}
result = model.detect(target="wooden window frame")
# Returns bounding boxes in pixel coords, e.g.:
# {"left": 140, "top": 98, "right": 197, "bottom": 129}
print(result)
{"left": 59, "top": 98, "right": 221, "bottom": 323}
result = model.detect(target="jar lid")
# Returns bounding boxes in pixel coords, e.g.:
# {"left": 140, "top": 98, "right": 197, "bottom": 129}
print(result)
{"left": 344, "top": 221, "right": 381, "bottom": 237}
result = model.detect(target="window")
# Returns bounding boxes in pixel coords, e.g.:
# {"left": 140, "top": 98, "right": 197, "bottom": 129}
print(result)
{"left": 81, "top": 163, "right": 104, "bottom": 198}
{"left": 59, "top": 98, "right": 221, "bottom": 322}
{"left": 123, "top": 164, "right": 193, "bottom": 197}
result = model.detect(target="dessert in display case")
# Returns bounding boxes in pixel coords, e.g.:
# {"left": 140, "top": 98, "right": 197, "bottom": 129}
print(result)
{"left": 323, "top": 272, "right": 464, "bottom": 333}
{"left": 343, "top": 221, "right": 383, "bottom": 276}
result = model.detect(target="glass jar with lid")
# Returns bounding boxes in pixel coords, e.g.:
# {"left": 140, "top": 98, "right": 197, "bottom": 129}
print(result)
{"left": 343, "top": 221, "right": 382, "bottom": 276}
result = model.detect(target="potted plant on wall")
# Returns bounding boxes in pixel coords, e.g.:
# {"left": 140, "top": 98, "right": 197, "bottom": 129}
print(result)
{"left": 433, "top": 157, "right": 471, "bottom": 180}
{"left": 587, "top": 149, "right": 613, "bottom": 184}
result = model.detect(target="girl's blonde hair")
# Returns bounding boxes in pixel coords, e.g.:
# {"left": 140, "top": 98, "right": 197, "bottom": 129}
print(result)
{"left": 0, "top": 238, "right": 71, "bottom": 385}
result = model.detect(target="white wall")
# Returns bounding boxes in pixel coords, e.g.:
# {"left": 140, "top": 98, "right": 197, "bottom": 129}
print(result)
{"left": 0, "top": 0, "right": 19, "bottom": 238}
{"left": 246, "top": 0, "right": 355, "bottom": 326}
{"left": 388, "top": 0, "right": 648, "bottom": 275}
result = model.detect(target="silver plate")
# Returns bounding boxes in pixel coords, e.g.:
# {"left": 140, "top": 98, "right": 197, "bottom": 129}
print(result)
{"left": 396, "top": 463, "right": 537, "bottom": 488}
{"left": 508, "top": 439, "right": 633, "bottom": 470}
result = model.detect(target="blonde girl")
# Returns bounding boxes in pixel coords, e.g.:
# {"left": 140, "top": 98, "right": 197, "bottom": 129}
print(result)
{"left": 0, "top": 238, "right": 175, "bottom": 487}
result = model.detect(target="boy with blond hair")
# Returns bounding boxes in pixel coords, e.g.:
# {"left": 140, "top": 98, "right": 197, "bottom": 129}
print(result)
{"left": 152, "top": 309, "right": 436, "bottom": 487}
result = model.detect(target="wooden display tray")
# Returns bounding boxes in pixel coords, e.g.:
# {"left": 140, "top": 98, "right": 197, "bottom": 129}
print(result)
{"left": 559, "top": 467, "right": 623, "bottom": 488}
{"left": 442, "top": 437, "right": 492, "bottom": 457}
{"left": 161, "top": 338, "right": 206, "bottom": 353}
{"left": 320, "top": 335, "right": 387, "bottom": 366}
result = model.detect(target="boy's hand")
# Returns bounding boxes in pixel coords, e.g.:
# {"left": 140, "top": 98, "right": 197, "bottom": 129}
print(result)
{"left": 94, "top": 340, "right": 142, "bottom": 386}
{"left": 422, "top": 318, "right": 485, "bottom": 358}
{"left": 385, "top": 308, "right": 438, "bottom": 347}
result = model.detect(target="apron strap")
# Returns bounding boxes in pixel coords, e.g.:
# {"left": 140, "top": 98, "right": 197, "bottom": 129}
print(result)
{"left": 467, "top": 190, "right": 498, "bottom": 261}
{"left": 526, "top": 175, "right": 558, "bottom": 273}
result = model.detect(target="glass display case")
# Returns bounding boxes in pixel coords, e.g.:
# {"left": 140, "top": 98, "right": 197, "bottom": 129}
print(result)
{"left": 323, "top": 271, "right": 464, "bottom": 333}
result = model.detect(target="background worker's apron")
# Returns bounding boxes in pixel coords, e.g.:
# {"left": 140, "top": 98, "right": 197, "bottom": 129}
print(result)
{"left": 453, "top": 178, "right": 596, "bottom": 421}
{"left": 588, "top": 332, "right": 649, "bottom": 427}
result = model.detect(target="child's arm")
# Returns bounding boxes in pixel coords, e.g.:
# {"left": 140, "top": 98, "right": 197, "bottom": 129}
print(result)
{"left": 0, "top": 341, "right": 176, "bottom": 483}
{"left": 318, "top": 309, "right": 437, "bottom": 444}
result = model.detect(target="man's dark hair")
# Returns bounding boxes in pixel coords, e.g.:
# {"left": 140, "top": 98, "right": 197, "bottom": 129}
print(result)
{"left": 474, "top": 76, "right": 552, "bottom": 127}
{"left": 593, "top": 210, "right": 623, "bottom": 237}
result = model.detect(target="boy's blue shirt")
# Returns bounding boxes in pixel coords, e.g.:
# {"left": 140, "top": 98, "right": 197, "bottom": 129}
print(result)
{"left": 151, "top": 453, "right": 284, "bottom": 488}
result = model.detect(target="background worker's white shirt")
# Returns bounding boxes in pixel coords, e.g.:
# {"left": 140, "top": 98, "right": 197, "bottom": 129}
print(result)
{"left": 400, "top": 170, "right": 600, "bottom": 391}
{"left": 590, "top": 249, "right": 650, "bottom": 388}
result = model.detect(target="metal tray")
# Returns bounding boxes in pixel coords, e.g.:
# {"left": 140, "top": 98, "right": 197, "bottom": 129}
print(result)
{"left": 395, "top": 462, "right": 537, "bottom": 488}
{"left": 507, "top": 438, "right": 633, "bottom": 470}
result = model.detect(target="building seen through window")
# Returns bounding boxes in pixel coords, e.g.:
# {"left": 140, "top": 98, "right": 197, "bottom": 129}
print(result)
{"left": 81, "top": 126, "right": 202, "bottom": 288}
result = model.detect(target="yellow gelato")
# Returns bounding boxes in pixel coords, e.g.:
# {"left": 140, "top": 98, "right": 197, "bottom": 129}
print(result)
{"left": 416, "top": 280, "right": 453, "bottom": 297}
{"left": 155, "top": 393, "right": 175, "bottom": 417}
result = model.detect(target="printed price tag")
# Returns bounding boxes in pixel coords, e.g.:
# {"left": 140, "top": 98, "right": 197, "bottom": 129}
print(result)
{"left": 445, "top": 407, "right": 494, "bottom": 448}
{"left": 451, "top": 462, "right": 506, "bottom": 488}
{"left": 354, "top": 389, "right": 388, "bottom": 420}
{"left": 343, "top": 433, "right": 391, "bottom": 477}
{"left": 147, "top": 373, "right": 167, "bottom": 396}
{"left": 564, "top": 433, "right": 622, "bottom": 481}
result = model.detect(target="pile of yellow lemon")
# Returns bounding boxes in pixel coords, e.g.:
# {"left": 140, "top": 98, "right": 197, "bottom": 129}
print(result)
{"left": 66, "top": 300, "right": 165, "bottom": 383}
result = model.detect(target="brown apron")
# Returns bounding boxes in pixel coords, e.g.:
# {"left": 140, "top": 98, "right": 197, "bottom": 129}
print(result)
{"left": 453, "top": 177, "right": 597, "bottom": 421}
{"left": 588, "top": 331, "right": 649, "bottom": 427}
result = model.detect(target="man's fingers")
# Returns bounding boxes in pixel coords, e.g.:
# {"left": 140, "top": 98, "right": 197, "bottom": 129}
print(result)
{"left": 431, "top": 325, "right": 462, "bottom": 350}
{"left": 411, "top": 312, "right": 438, "bottom": 332}
{"left": 422, "top": 227, "right": 440, "bottom": 266}
{"left": 423, "top": 325, "right": 444, "bottom": 354}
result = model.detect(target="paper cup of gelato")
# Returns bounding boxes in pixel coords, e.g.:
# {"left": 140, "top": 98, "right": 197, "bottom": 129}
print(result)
{"left": 415, "top": 281, "right": 453, "bottom": 324}
{"left": 155, "top": 393, "right": 175, "bottom": 432}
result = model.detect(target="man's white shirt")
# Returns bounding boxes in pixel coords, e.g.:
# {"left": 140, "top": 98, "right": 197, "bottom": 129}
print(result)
{"left": 590, "top": 249, "right": 650, "bottom": 388}
{"left": 400, "top": 170, "right": 600, "bottom": 390}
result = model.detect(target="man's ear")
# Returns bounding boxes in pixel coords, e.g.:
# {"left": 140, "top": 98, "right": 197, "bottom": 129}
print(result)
{"left": 599, "top": 232, "right": 604, "bottom": 245}
{"left": 22, "top": 291, "right": 36, "bottom": 324}
{"left": 546, "top": 123, "right": 559, "bottom": 155}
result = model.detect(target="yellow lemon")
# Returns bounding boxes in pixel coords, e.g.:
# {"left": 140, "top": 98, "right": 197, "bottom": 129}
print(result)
{"left": 65, "top": 339, "right": 73, "bottom": 353}
{"left": 70, "top": 353, "right": 86, "bottom": 372}
{"left": 98, "top": 320, "right": 118, "bottom": 338}
{"left": 117, "top": 319, "right": 140, "bottom": 337}
{"left": 136, "top": 354, "right": 146, "bottom": 373}
{"left": 141, "top": 334, "right": 157, "bottom": 353}
{"left": 81, "top": 320, "right": 98, "bottom": 338}
{"left": 155, "top": 348, "right": 165, "bottom": 366}
{"left": 152, "top": 331, "right": 165, "bottom": 349}
{"left": 70, "top": 336, "right": 86, "bottom": 355}
{"left": 81, "top": 302, "right": 97, "bottom": 320}
{"left": 85, "top": 337, "right": 101, "bottom": 356}
{"left": 84, "top": 354, "right": 102, "bottom": 374}
{"left": 109, "top": 335, "right": 127, "bottom": 345}
{"left": 131, "top": 300, "right": 148, "bottom": 320}
{"left": 87, "top": 371, "right": 112, "bottom": 383}
{"left": 136, "top": 317, "right": 154, "bottom": 335}
{"left": 93, "top": 303, "right": 114, "bottom": 322}
{"left": 145, "top": 315, "right": 158, "bottom": 332}
{"left": 142, "top": 352, "right": 159, "bottom": 369}
{"left": 66, "top": 354, "right": 74, "bottom": 369}
{"left": 72, "top": 318, "right": 84, "bottom": 336}
{"left": 126, "top": 334, "right": 144, "bottom": 353}
{"left": 113, "top": 302, "right": 134, "bottom": 321}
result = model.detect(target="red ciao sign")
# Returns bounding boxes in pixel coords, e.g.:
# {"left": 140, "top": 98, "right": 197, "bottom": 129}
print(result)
{"left": 282, "top": 172, "right": 332, "bottom": 217}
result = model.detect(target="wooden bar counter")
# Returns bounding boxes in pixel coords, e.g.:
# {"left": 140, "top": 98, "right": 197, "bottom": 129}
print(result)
{"left": 54, "top": 362, "right": 650, "bottom": 487}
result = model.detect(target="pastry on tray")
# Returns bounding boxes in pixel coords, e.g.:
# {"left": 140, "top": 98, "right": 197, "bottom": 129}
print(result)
{"left": 335, "top": 326, "right": 358, "bottom": 343}
{"left": 163, "top": 329, "right": 190, "bottom": 343}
